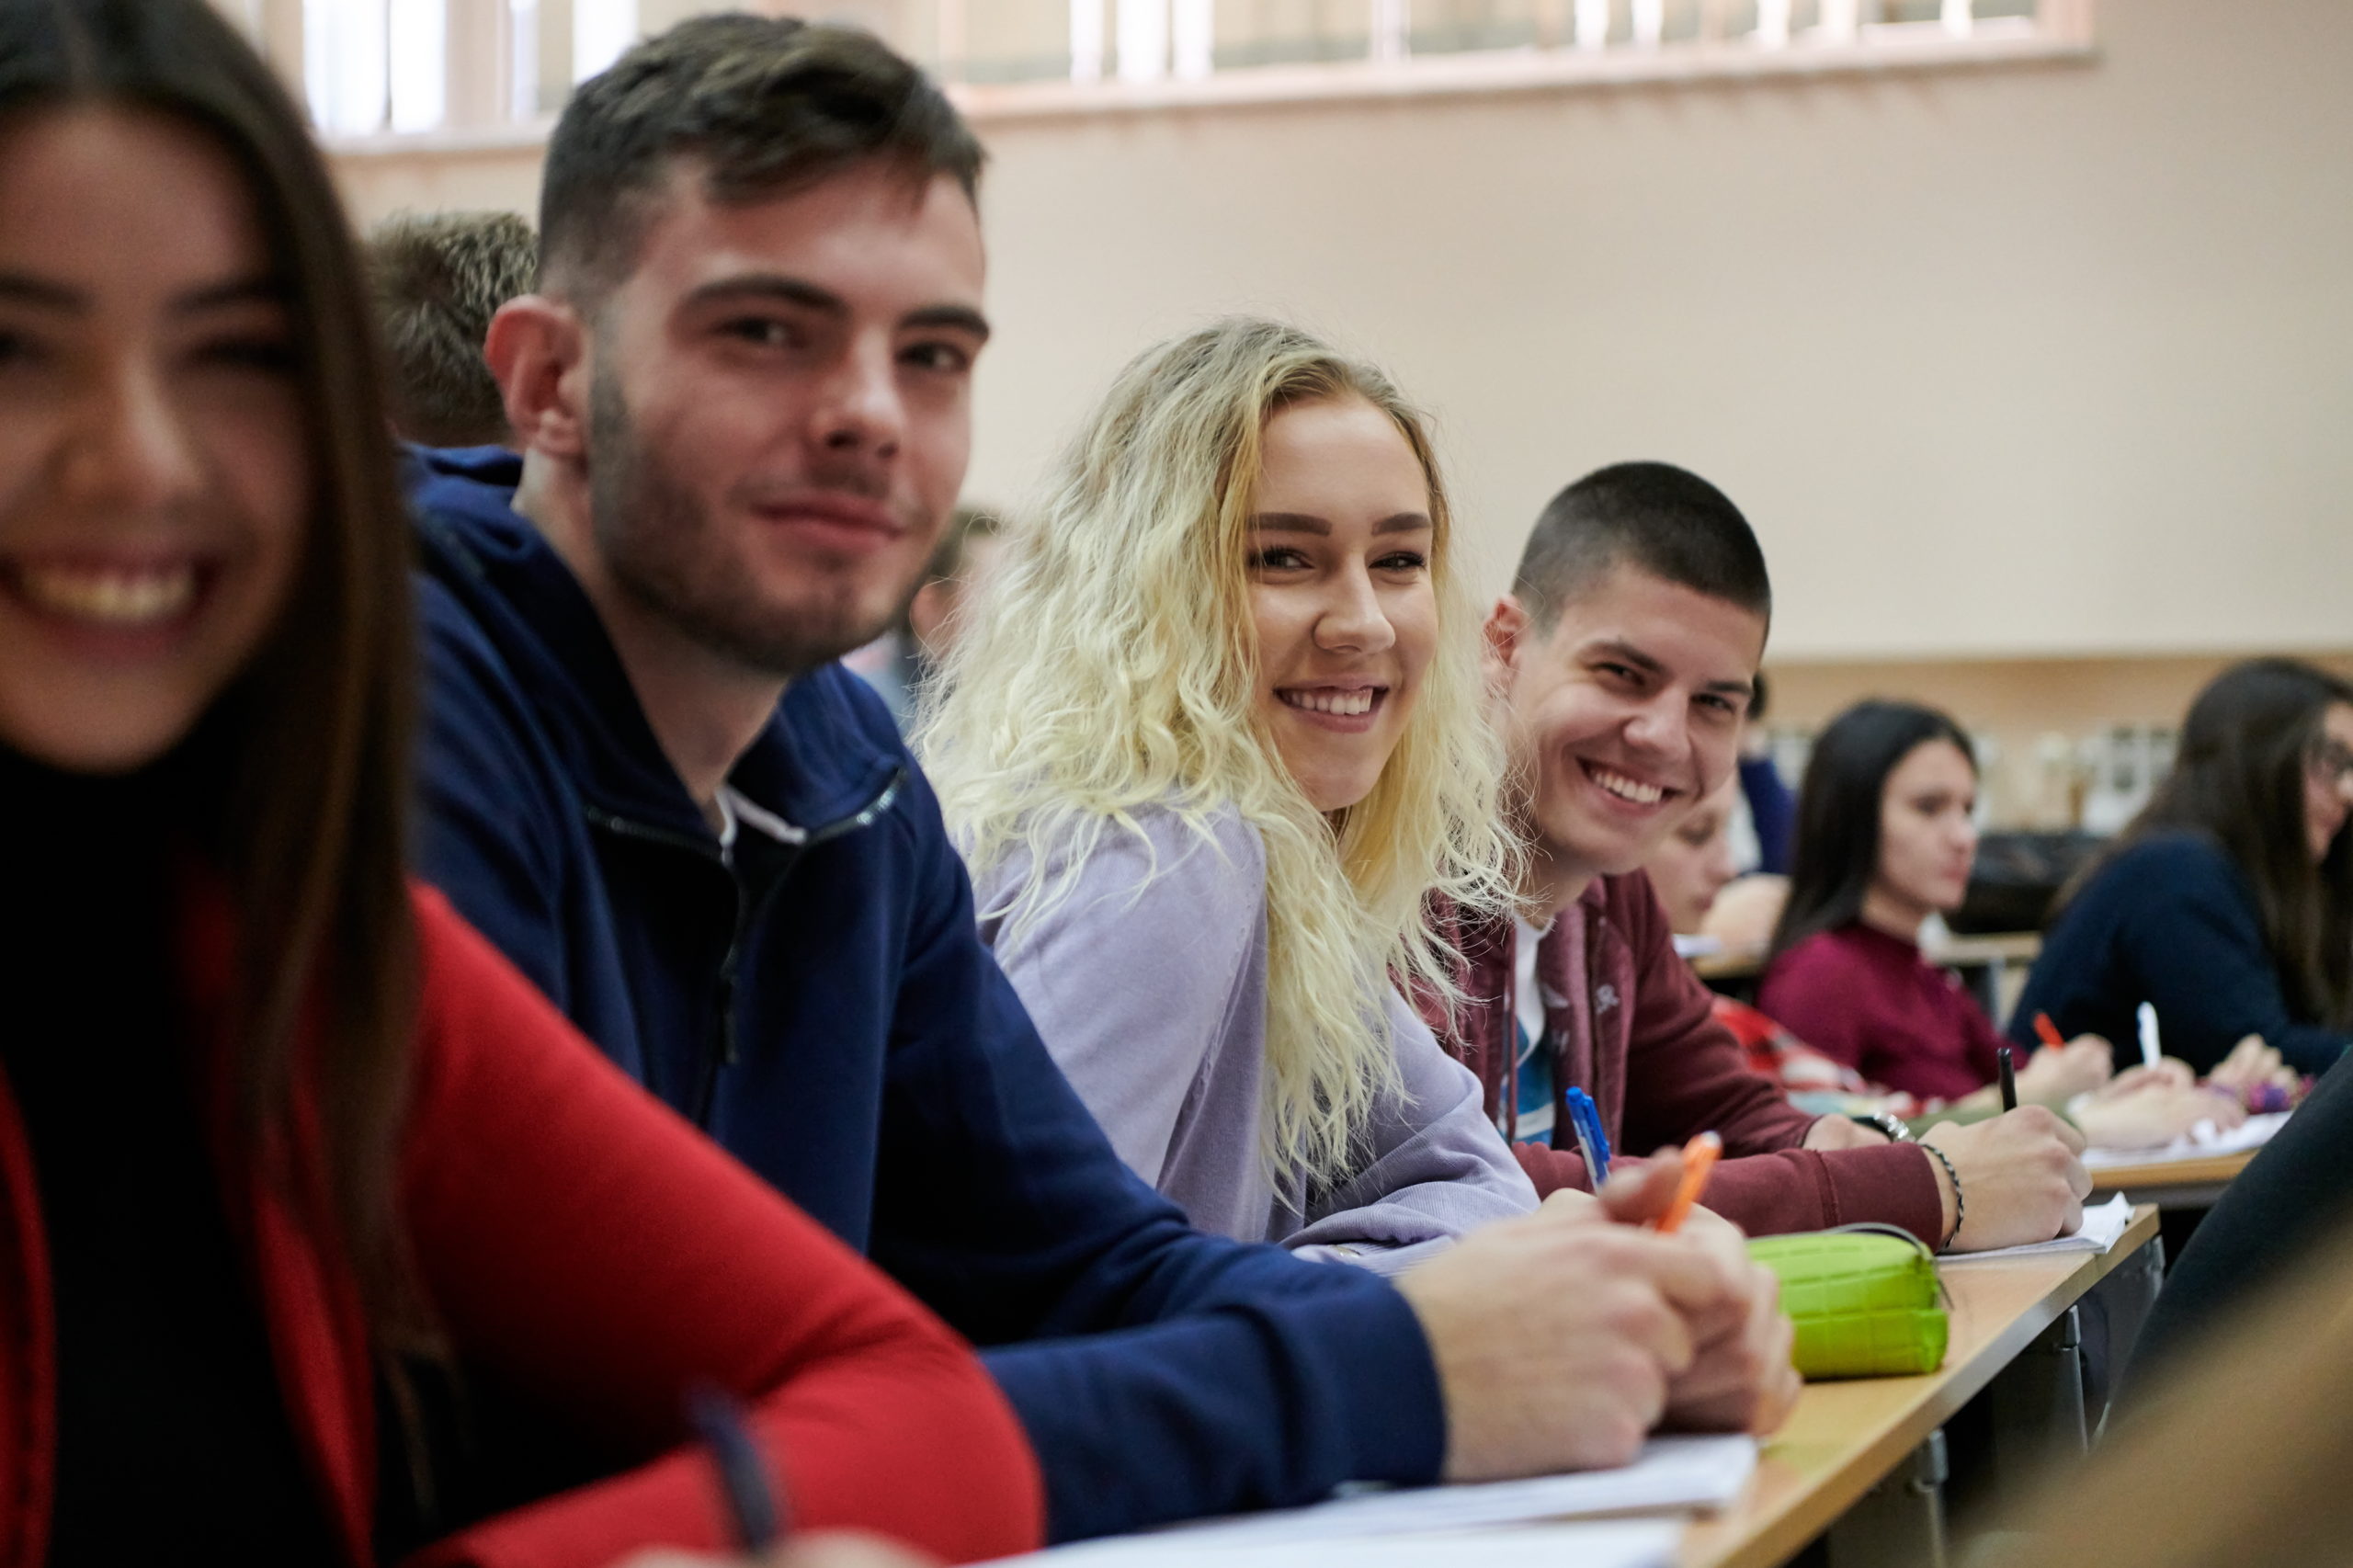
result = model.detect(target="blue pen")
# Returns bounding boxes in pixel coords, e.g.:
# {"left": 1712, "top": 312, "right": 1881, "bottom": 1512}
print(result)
{"left": 1563, "top": 1085, "right": 1612, "bottom": 1180}
{"left": 688, "top": 1384, "right": 786, "bottom": 1551}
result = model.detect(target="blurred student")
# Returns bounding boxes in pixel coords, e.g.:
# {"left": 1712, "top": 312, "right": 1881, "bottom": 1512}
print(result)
{"left": 1759, "top": 702, "right": 2117, "bottom": 1108}
{"left": 1654, "top": 780, "right": 2239, "bottom": 1149}
{"left": 851, "top": 506, "right": 1000, "bottom": 722}
{"left": 367, "top": 209, "right": 535, "bottom": 449}
{"left": 1735, "top": 671, "right": 1795, "bottom": 874}
{"left": 926, "top": 320, "right": 1535, "bottom": 1262}
{"left": 0, "top": 3, "right": 1040, "bottom": 1562}
{"left": 1424, "top": 463, "right": 2091, "bottom": 1254}
{"left": 405, "top": 14, "right": 1767, "bottom": 1540}
{"left": 2010, "top": 658, "right": 2353, "bottom": 1079}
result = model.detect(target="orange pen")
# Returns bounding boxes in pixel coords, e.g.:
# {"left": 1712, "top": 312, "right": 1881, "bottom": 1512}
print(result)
{"left": 1654, "top": 1131, "right": 1722, "bottom": 1235}
{"left": 2033, "top": 1012, "right": 2066, "bottom": 1052}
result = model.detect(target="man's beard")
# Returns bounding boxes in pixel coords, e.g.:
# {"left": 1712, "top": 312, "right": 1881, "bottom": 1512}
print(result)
{"left": 585, "top": 368, "right": 894, "bottom": 678}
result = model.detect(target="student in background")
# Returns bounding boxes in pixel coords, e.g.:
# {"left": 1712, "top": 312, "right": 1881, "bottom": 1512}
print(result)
{"left": 366, "top": 209, "right": 535, "bottom": 449}
{"left": 925, "top": 319, "right": 1539, "bottom": 1264}
{"left": 2010, "top": 658, "right": 2353, "bottom": 1079}
{"left": 1654, "top": 780, "right": 2238, "bottom": 1149}
{"left": 850, "top": 505, "right": 1001, "bottom": 723}
{"left": 1425, "top": 462, "right": 2091, "bottom": 1254}
{"left": 1735, "top": 672, "right": 1795, "bottom": 874}
{"left": 409, "top": 14, "right": 1771, "bottom": 1537}
{"left": 1759, "top": 701, "right": 2116, "bottom": 1108}
{"left": 0, "top": 2, "right": 1040, "bottom": 1561}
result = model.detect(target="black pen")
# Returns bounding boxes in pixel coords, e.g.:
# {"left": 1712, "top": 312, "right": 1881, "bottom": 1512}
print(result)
{"left": 1997, "top": 1045, "right": 2018, "bottom": 1112}
{"left": 688, "top": 1384, "right": 786, "bottom": 1551}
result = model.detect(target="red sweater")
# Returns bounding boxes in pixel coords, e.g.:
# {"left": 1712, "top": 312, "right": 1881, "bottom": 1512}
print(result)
{"left": 1423, "top": 875, "right": 1942, "bottom": 1246}
{"left": 0, "top": 886, "right": 1041, "bottom": 1568}
{"left": 1758, "top": 923, "right": 2006, "bottom": 1106}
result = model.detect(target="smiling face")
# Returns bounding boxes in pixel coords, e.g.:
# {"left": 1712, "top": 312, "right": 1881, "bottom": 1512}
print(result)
{"left": 1247, "top": 395, "right": 1438, "bottom": 814}
{"left": 1646, "top": 771, "right": 1744, "bottom": 935}
{"left": 0, "top": 108, "right": 306, "bottom": 774}
{"left": 1870, "top": 738, "right": 1979, "bottom": 924}
{"left": 1488, "top": 564, "right": 1766, "bottom": 898}
{"left": 551, "top": 158, "right": 987, "bottom": 677}
{"left": 2303, "top": 702, "right": 2353, "bottom": 863}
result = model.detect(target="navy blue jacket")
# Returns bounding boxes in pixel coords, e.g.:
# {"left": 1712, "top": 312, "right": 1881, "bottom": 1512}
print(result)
{"left": 2007, "top": 830, "right": 2350, "bottom": 1077}
{"left": 404, "top": 448, "right": 1444, "bottom": 1540}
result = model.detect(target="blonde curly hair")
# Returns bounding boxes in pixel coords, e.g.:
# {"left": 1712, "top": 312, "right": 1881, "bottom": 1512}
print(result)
{"left": 919, "top": 318, "right": 1517, "bottom": 1184}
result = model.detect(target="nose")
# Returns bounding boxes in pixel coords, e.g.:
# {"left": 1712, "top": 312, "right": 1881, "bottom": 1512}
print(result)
{"left": 1621, "top": 689, "right": 1686, "bottom": 764}
{"left": 57, "top": 358, "right": 205, "bottom": 515}
{"left": 810, "top": 335, "right": 905, "bottom": 463}
{"left": 1313, "top": 563, "right": 1396, "bottom": 656}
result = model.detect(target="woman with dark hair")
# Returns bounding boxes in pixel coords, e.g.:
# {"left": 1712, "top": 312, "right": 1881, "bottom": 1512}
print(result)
{"left": 0, "top": 1, "right": 1038, "bottom": 1562}
{"left": 1757, "top": 701, "right": 2115, "bottom": 1106}
{"left": 2008, "top": 658, "right": 2353, "bottom": 1078}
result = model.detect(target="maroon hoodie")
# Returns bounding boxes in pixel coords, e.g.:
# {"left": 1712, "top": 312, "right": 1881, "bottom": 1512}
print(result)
{"left": 1423, "top": 873, "right": 1944, "bottom": 1246}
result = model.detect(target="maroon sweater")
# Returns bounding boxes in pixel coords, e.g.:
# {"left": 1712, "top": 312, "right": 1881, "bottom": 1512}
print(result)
{"left": 1757, "top": 923, "right": 2007, "bottom": 1105}
{"left": 1424, "top": 875, "right": 1943, "bottom": 1246}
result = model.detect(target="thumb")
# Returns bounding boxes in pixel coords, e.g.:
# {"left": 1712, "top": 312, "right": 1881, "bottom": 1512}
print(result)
{"left": 1599, "top": 1148, "right": 1688, "bottom": 1226}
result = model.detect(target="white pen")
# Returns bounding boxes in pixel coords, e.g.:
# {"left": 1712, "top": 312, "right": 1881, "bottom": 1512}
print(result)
{"left": 2137, "top": 1002, "right": 2162, "bottom": 1071}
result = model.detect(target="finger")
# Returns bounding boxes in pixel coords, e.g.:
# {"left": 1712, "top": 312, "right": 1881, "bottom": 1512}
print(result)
{"left": 1598, "top": 1152, "right": 1685, "bottom": 1227}
{"left": 2046, "top": 1111, "right": 2088, "bottom": 1155}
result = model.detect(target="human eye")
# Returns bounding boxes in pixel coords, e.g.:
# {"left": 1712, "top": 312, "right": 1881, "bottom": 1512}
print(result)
{"left": 1373, "top": 548, "right": 1428, "bottom": 574}
{"left": 900, "top": 338, "right": 974, "bottom": 376}
{"left": 0, "top": 324, "right": 51, "bottom": 371}
{"left": 190, "top": 329, "right": 298, "bottom": 377}
{"left": 719, "top": 314, "right": 806, "bottom": 352}
{"left": 1249, "top": 545, "right": 1312, "bottom": 572}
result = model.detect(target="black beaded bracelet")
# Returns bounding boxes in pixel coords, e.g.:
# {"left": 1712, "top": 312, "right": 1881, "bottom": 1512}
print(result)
{"left": 1919, "top": 1142, "right": 1964, "bottom": 1252}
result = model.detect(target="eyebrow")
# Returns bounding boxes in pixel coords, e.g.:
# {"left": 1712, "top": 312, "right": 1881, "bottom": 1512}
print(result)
{"left": 0, "top": 273, "right": 286, "bottom": 315}
{"left": 1586, "top": 637, "right": 1755, "bottom": 703}
{"left": 1250, "top": 511, "right": 1434, "bottom": 536}
{"left": 682, "top": 273, "right": 992, "bottom": 342}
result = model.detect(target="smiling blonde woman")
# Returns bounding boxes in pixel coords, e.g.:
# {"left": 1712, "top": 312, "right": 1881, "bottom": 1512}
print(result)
{"left": 920, "top": 318, "right": 1531, "bottom": 1265}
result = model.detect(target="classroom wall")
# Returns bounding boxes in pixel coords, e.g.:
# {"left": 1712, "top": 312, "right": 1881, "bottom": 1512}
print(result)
{"left": 329, "top": 0, "right": 2353, "bottom": 668}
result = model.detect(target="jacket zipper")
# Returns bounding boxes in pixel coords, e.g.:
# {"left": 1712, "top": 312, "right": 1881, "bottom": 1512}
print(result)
{"left": 585, "top": 766, "right": 906, "bottom": 1128}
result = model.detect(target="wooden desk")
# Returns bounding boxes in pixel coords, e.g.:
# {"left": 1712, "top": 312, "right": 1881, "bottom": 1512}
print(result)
{"left": 1677, "top": 1206, "right": 2161, "bottom": 1568}
{"left": 2088, "top": 1149, "right": 2255, "bottom": 1210}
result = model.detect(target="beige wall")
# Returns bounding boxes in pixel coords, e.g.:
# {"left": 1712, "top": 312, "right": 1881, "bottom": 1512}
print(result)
{"left": 331, "top": 0, "right": 2353, "bottom": 669}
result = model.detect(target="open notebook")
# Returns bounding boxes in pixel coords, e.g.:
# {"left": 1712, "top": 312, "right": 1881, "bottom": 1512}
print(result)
{"left": 1938, "top": 1192, "right": 2135, "bottom": 1266}
{"left": 2081, "top": 1110, "right": 2290, "bottom": 1170}
{"left": 986, "top": 1436, "right": 1754, "bottom": 1563}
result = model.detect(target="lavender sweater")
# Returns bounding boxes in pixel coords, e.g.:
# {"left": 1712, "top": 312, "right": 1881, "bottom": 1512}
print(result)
{"left": 973, "top": 803, "right": 1538, "bottom": 1273}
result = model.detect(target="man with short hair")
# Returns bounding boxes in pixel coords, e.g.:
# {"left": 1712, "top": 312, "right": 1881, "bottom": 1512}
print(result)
{"left": 367, "top": 209, "right": 536, "bottom": 449}
{"left": 409, "top": 17, "right": 1790, "bottom": 1542}
{"left": 1427, "top": 461, "right": 2091, "bottom": 1251}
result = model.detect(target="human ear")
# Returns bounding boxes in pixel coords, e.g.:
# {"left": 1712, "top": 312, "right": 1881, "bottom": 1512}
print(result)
{"left": 1482, "top": 595, "right": 1529, "bottom": 689}
{"left": 484, "top": 295, "right": 589, "bottom": 460}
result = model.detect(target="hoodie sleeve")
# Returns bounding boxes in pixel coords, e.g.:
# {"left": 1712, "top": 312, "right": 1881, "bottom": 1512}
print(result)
{"left": 399, "top": 889, "right": 1043, "bottom": 1568}
{"left": 1286, "top": 993, "right": 1540, "bottom": 1272}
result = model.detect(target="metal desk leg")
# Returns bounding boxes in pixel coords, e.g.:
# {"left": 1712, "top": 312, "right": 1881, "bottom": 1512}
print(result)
{"left": 1988, "top": 1306, "right": 2087, "bottom": 1490}
{"left": 1828, "top": 1428, "right": 1949, "bottom": 1568}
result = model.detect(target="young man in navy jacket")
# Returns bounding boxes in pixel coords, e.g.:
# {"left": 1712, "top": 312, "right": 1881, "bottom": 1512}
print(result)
{"left": 412, "top": 15, "right": 1790, "bottom": 1541}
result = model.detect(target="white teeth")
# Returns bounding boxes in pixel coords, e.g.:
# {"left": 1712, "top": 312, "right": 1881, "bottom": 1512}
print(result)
{"left": 1591, "top": 766, "right": 1665, "bottom": 805}
{"left": 1280, "top": 687, "right": 1377, "bottom": 717}
{"left": 14, "top": 563, "right": 197, "bottom": 626}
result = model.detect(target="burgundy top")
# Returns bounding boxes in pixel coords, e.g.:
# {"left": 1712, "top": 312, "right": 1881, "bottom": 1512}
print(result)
{"left": 1758, "top": 922, "right": 2007, "bottom": 1105}
{"left": 1422, "top": 875, "right": 1943, "bottom": 1248}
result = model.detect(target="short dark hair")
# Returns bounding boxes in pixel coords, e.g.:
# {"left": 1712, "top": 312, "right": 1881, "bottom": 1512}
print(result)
{"left": 540, "top": 14, "right": 984, "bottom": 306}
{"left": 1512, "top": 460, "right": 1772, "bottom": 630}
{"left": 367, "top": 210, "right": 535, "bottom": 448}
{"left": 1769, "top": 699, "right": 1976, "bottom": 962}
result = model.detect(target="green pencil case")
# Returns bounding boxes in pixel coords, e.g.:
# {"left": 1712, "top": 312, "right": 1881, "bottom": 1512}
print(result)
{"left": 1748, "top": 1226, "right": 1949, "bottom": 1381}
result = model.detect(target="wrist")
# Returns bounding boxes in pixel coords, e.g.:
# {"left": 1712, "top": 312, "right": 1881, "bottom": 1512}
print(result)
{"left": 1917, "top": 1142, "right": 1964, "bottom": 1251}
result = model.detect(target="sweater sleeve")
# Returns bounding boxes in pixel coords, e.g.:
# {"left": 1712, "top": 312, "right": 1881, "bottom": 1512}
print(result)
{"left": 1285, "top": 993, "right": 1540, "bottom": 1272}
{"left": 399, "top": 890, "right": 1043, "bottom": 1568}
{"left": 979, "top": 808, "right": 1259, "bottom": 1188}
{"left": 2118, "top": 838, "right": 2352, "bottom": 1076}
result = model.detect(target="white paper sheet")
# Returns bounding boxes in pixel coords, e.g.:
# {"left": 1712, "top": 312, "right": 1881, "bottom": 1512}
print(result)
{"left": 1937, "top": 1191, "right": 2135, "bottom": 1265}
{"left": 2081, "top": 1109, "right": 2290, "bottom": 1170}
{"left": 991, "top": 1518, "right": 1685, "bottom": 1568}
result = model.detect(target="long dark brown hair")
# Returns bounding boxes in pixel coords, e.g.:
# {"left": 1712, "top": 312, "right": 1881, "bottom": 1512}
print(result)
{"left": 0, "top": 0, "right": 425, "bottom": 1345}
{"left": 2060, "top": 658, "right": 2353, "bottom": 1030}
{"left": 1768, "top": 699, "right": 1977, "bottom": 964}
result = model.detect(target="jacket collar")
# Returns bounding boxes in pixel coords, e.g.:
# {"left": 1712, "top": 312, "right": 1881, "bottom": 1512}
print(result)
{"left": 407, "top": 446, "right": 904, "bottom": 842}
